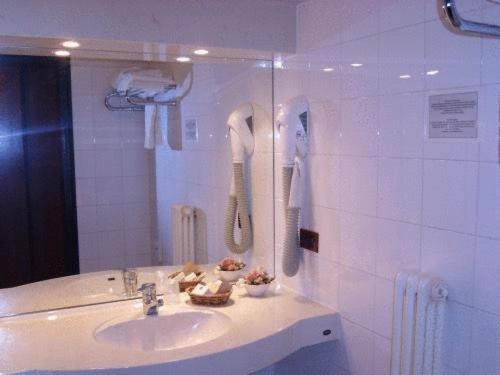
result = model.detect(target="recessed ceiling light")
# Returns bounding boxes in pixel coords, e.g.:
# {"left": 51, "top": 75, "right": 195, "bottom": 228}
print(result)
{"left": 54, "top": 50, "right": 70, "bottom": 57}
{"left": 350, "top": 62, "right": 363, "bottom": 68}
{"left": 176, "top": 56, "right": 191, "bottom": 62}
{"left": 61, "top": 40, "right": 80, "bottom": 48}
{"left": 426, "top": 69, "right": 439, "bottom": 76}
{"left": 322, "top": 67, "right": 334, "bottom": 72}
{"left": 399, "top": 74, "right": 411, "bottom": 79}
{"left": 193, "top": 49, "right": 209, "bottom": 56}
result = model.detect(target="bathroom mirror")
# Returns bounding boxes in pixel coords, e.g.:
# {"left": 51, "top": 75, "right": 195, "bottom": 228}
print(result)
{"left": 0, "top": 36, "right": 275, "bottom": 317}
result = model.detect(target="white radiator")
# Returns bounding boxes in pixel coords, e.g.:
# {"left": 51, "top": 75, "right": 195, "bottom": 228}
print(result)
{"left": 391, "top": 272, "right": 448, "bottom": 375}
{"left": 172, "top": 205, "right": 196, "bottom": 264}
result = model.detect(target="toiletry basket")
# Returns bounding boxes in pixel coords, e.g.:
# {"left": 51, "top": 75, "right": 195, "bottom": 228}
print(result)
{"left": 186, "top": 286, "right": 233, "bottom": 306}
{"left": 169, "top": 271, "right": 205, "bottom": 292}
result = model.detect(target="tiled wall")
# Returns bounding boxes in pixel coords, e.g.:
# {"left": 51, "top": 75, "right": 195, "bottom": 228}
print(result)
{"left": 72, "top": 59, "right": 157, "bottom": 272}
{"left": 275, "top": 0, "right": 499, "bottom": 374}
{"left": 156, "top": 61, "right": 274, "bottom": 270}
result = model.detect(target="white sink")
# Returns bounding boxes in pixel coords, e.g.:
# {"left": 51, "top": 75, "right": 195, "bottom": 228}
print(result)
{"left": 94, "top": 310, "right": 231, "bottom": 351}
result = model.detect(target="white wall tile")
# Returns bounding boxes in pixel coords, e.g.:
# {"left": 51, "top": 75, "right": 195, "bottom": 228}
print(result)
{"left": 341, "top": 37, "right": 379, "bottom": 98}
{"left": 477, "top": 163, "right": 500, "bottom": 239}
{"left": 377, "top": 157, "right": 422, "bottom": 224}
{"left": 95, "top": 177, "right": 124, "bottom": 205}
{"left": 470, "top": 310, "right": 500, "bottom": 375}
{"left": 307, "top": 154, "right": 340, "bottom": 209}
{"left": 315, "top": 260, "right": 340, "bottom": 310}
{"left": 379, "top": 0, "right": 424, "bottom": 31}
{"left": 76, "top": 178, "right": 96, "bottom": 207}
{"left": 376, "top": 218, "right": 420, "bottom": 279}
{"left": 96, "top": 205, "right": 124, "bottom": 231}
{"left": 77, "top": 206, "right": 97, "bottom": 234}
{"left": 123, "top": 176, "right": 149, "bottom": 203}
{"left": 378, "top": 92, "right": 424, "bottom": 158}
{"left": 340, "top": 156, "right": 378, "bottom": 215}
{"left": 340, "top": 97, "right": 379, "bottom": 157}
{"left": 373, "top": 334, "right": 391, "bottom": 375}
{"left": 339, "top": 267, "right": 375, "bottom": 329}
{"left": 95, "top": 150, "right": 123, "bottom": 177}
{"left": 125, "top": 253, "right": 152, "bottom": 268}
{"left": 378, "top": 24, "right": 425, "bottom": 95}
{"left": 334, "top": 318, "right": 375, "bottom": 375}
{"left": 79, "top": 258, "right": 100, "bottom": 273}
{"left": 308, "top": 99, "right": 342, "bottom": 156}
{"left": 78, "top": 232, "right": 100, "bottom": 260}
{"left": 125, "top": 228, "right": 151, "bottom": 256}
{"left": 424, "top": 16, "right": 481, "bottom": 90}
{"left": 481, "top": 4, "right": 500, "bottom": 84}
{"left": 373, "top": 276, "right": 393, "bottom": 339}
{"left": 421, "top": 227, "right": 475, "bottom": 305}
{"left": 124, "top": 203, "right": 151, "bottom": 230}
{"left": 422, "top": 160, "right": 478, "bottom": 234}
{"left": 442, "top": 301, "right": 473, "bottom": 374}
{"left": 296, "top": 0, "right": 342, "bottom": 51}
{"left": 98, "top": 230, "right": 125, "bottom": 261}
{"left": 340, "top": 213, "right": 377, "bottom": 272}
{"left": 474, "top": 237, "right": 500, "bottom": 315}
{"left": 478, "top": 85, "right": 500, "bottom": 163}
{"left": 340, "top": 0, "right": 379, "bottom": 42}
{"left": 73, "top": 127, "right": 94, "bottom": 151}
{"left": 74, "top": 150, "right": 95, "bottom": 178}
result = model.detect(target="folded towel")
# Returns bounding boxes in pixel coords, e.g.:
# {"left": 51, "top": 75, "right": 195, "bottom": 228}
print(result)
{"left": 113, "top": 68, "right": 174, "bottom": 95}
{"left": 144, "top": 104, "right": 168, "bottom": 149}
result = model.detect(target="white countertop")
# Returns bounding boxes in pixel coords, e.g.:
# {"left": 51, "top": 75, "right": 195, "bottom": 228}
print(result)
{"left": 0, "top": 284, "right": 339, "bottom": 374}
{"left": 0, "top": 267, "right": 168, "bottom": 317}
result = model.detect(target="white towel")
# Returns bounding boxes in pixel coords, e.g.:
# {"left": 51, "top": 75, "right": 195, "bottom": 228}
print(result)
{"left": 144, "top": 105, "right": 167, "bottom": 149}
{"left": 113, "top": 68, "right": 174, "bottom": 95}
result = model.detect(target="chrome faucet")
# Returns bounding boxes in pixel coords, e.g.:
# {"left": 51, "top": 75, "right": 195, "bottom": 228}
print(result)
{"left": 138, "top": 283, "right": 164, "bottom": 315}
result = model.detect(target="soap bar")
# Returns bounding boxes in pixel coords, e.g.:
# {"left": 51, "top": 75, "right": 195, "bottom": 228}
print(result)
{"left": 172, "top": 272, "right": 185, "bottom": 283}
{"left": 208, "top": 280, "right": 223, "bottom": 295}
{"left": 184, "top": 272, "right": 197, "bottom": 282}
{"left": 191, "top": 284, "right": 209, "bottom": 296}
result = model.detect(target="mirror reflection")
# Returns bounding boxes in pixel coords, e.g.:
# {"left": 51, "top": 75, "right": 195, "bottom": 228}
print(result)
{"left": 0, "top": 37, "right": 274, "bottom": 317}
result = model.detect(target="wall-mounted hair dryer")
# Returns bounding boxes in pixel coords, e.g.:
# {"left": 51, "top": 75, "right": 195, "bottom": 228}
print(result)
{"left": 224, "top": 103, "right": 254, "bottom": 254}
{"left": 277, "top": 96, "right": 309, "bottom": 277}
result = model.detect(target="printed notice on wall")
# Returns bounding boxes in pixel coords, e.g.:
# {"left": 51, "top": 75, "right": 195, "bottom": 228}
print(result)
{"left": 429, "top": 92, "right": 478, "bottom": 138}
{"left": 184, "top": 119, "right": 198, "bottom": 142}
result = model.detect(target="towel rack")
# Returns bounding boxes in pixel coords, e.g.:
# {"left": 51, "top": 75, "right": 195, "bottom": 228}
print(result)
{"left": 104, "top": 85, "right": 178, "bottom": 112}
{"left": 442, "top": 0, "right": 500, "bottom": 37}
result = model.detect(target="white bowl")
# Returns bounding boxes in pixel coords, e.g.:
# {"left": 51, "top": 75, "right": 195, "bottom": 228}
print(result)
{"left": 218, "top": 270, "right": 242, "bottom": 282}
{"left": 244, "top": 283, "right": 270, "bottom": 297}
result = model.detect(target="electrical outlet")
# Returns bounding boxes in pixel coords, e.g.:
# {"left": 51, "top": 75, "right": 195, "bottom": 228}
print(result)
{"left": 300, "top": 228, "right": 319, "bottom": 253}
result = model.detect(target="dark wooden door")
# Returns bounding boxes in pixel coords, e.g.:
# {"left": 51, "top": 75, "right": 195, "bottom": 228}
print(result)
{"left": 0, "top": 55, "right": 79, "bottom": 288}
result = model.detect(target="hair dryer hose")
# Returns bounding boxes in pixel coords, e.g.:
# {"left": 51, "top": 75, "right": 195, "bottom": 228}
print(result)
{"left": 282, "top": 166, "right": 300, "bottom": 276}
{"left": 224, "top": 162, "right": 253, "bottom": 254}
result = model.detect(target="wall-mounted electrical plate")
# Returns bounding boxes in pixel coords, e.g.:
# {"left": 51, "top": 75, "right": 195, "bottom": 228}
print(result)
{"left": 300, "top": 228, "right": 319, "bottom": 253}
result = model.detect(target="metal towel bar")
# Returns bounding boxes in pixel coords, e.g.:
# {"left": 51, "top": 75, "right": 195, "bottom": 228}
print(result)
{"left": 442, "top": 0, "right": 500, "bottom": 37}
{"left": 104, "top": 85, "right": 178, "bottom": 112}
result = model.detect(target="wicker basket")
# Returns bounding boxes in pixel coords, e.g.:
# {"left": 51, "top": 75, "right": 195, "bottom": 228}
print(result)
{"left": 186, "top": 285, "right": 233, "bottom": 306}
{"left": 169, "top": 271, "right": 205, "bottom": 292}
